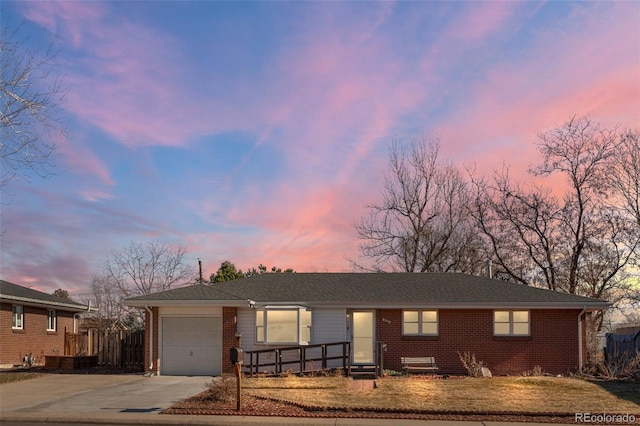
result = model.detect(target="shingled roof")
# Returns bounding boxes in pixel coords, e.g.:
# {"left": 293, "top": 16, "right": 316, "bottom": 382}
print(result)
{"left": 0, "top": 280, "right": 90, "bottom": 312}
{"left": 125, "top": 273, "right": 609, "bottom": 310}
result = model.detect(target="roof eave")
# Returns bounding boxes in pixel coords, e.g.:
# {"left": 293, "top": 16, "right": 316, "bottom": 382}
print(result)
{"left": 127, "top": 299, "right": 611, "bottom": 310}
{"left": 1, "top": 295, "right": 91, "bottom": 312}
{"left": 248, "top": 301, "right": 611, "bottom": 310}
{"left": 125, "top": 299, "right": 248, "bottom": 308}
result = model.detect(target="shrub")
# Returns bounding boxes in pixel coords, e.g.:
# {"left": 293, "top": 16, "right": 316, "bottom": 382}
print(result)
{"left": 599, "top": 352, "right": 640, "bottom": 379}
{"left": 205, "top": 376, "right": 236, "bottom": 402}
{"left": 278, "top": 368, "right": 296, "bottom": 378}
{"left": 523, "top": 365, "right": 544, "bottom": 377}
{"left": 457, "top": 351, "right": 486, "bottom": 377}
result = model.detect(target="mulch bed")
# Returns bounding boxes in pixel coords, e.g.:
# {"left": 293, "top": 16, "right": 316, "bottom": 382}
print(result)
{"left": 2, "top": 366, "right": 143, "bottom": 375}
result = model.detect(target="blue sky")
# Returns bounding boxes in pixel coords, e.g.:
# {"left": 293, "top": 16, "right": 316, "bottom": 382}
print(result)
{"left": 1, "top": 1, "right": 639, "bottom": 296}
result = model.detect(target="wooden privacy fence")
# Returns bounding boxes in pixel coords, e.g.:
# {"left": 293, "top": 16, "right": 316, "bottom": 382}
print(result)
{"left": 65, "top": 329, "right": 144, "bottom": 370}
{"left": 64, "top": 329, "right": 88, "bottom": 356}
{"left": 606, "top": 331, "right": 640, "bottom": 364}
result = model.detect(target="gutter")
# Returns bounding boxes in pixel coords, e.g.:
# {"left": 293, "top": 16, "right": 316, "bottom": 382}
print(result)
{"left": 145, "top": 305, "right": 154, "bottom": 373}
{"left": 126, "top": 299, "right": 610, "bottom": 310}
{"left": 1, "top": 294, "right": 92, "bottom": 311}
{"left": 578, "top": 307, "right": 587, "bottom": 372}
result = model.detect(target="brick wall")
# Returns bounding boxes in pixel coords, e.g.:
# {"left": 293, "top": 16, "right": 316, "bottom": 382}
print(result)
{"left": 377, "top": 308, "right": 582, "bottom": 376}
{"left": 1, "top": 302, "right": 76, "bottom": 367}
{"left": 222, "top": 307, "right": 238, "bottom": 374}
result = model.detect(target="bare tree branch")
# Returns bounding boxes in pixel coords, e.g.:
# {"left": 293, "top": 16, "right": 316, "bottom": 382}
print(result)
{"left": 354, "top": 135, "right": 486, "bottom": 274}
{"left": 102, "top": 240, "right": 196, "bottom": 298}
{"left": 1, "top": 18, "right": 67, "bottom": 188}
{"left": 609, "top": 129, "right": 640, "bottom": 229}
{"left": 471, "top": 116, "right": 639, "bottom": 332}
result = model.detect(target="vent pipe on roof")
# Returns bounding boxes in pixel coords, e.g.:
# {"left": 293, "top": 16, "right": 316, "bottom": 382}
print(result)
{"left": 486, "top": 260, "right": 493, "bottom": 279}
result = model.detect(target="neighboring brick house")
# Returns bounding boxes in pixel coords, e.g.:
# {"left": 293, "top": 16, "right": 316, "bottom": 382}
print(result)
{"left": 125, "top": 273, "right": 608, "bottom": 377}
{"left": 0, "top": 280, "right": 91, "bottom": 368}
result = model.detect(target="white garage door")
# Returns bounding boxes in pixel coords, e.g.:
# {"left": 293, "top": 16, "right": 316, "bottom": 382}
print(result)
{"left": 161, "top": 317, "right": 222, "bottom": 376}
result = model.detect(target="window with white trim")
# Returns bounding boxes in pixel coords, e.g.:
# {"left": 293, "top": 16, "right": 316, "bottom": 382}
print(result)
{"left": 494, "top": 310, "right": 529, "bottom": 336}
{"left": 12, "top": 305, "right": 24, "bottom": 329}
{"left": 47, "top": 309, "right": 57, "bottom": 331}
{"left": 255, "top": 306, "right": 312, "bottom": 345}
{"left": 402, "top": 310, "right": 438, "bottom": 335}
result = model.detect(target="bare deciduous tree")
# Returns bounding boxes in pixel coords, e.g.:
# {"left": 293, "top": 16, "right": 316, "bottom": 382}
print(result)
{"left": 608, "top": 128, "right": 640, "bottom": 307}
{"left": 470, "top": 168, "right": 562, "bottom": 287}
{"left": 355, "top": 136, "right": 485, "bottom": 273}
{"left": 86, "top": 240, "right": 195, "bottom": 329}
{"left": 102, "top": 240, "right": 196, "bottom": 298}
{"left": 471, "top": 116, "right": 639, "bottom": 331}
{"left": 86, "top": 273, "right": 127, "bottom": 330}
{"left": 610, "top": 129, "right": 640, "bottom": 228}
{"left": 1, "top": 20, "right": 67, "bottom": 188}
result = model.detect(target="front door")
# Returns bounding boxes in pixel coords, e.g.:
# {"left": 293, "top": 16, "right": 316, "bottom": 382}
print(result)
{"left": 351, "top": 311, "right": 375, "bottom": 364}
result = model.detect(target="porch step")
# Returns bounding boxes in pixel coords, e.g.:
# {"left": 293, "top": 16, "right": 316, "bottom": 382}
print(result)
{"left": 351, "top": 365, "right": 377, "bottom": 379}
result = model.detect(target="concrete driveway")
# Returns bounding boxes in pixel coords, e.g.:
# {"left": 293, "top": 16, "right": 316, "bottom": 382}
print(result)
{"left": 0, "top": 373, "right": 210, "bottom": 415}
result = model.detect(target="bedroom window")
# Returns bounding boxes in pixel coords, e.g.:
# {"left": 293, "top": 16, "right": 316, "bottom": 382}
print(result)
{"left": 494, "top": 310, "right": 530, "bottom": 336}
{"left": 12, "top": 305, "right": 24, "bottom": 329}
{"left": 255, "top": 306, "right": 312, "bottom": 345}
{"left": 402, "top": 310, "right": 438, "bottom": 335}
{"left": 47, "top": 309, "right": 57, "bottom": 331}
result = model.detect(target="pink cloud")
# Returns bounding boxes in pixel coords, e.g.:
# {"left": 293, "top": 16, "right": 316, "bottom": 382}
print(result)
{"left": 183, "top": 3, "right": 531, "bottom": 273}
{"left": 12, "top": 1, "right": 638, "bottom": 283}
{"left": 54, "top": 132, "right": 114, "bottom": 189}
{"left": 21, "top": 1, "right": 107, "bottom": 47}
{"left": 22, "top": 2, "right": 231, "bottom": 149}
{"left": 437, "top": 1, "right": 640, "bottom": 181}
{"left": 447, "top": 1, "right": 520, "bottom": 43}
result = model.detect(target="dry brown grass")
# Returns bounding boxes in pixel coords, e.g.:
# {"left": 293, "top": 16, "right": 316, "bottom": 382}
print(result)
{"left": 0, "top": 370, "right": 45, "bottom": 384}
{"left": 243, "top": 376, "right": 640, "bottom": 414}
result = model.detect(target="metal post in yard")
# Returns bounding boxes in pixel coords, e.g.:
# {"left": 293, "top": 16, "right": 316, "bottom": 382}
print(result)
{"left": 235, "top": 362, "right": 242, "bottom": 411}
{"left": 235, "top": 332, "right": 242, "bottom": 411}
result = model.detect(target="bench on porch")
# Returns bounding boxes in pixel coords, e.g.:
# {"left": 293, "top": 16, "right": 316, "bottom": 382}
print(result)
{"left": 401, "top": 356, "right": 439, "bottom": 375}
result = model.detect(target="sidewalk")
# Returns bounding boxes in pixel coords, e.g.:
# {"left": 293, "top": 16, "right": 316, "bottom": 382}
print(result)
{"left": 0, "top": 411, "right": 579, "bottom": 426}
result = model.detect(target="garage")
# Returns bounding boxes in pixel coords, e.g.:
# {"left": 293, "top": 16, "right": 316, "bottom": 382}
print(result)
{"left": 161, "top": 317, "right": 222, "bottom": 376}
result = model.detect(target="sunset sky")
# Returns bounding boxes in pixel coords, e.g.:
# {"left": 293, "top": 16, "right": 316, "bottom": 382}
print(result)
{"left": 2, "top": 1, "right": 639, "bottom": 297}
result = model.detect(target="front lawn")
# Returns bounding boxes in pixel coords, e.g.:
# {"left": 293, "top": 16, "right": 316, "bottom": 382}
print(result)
{"left": 240, "top": 376, "right": 639, "bottom": 414}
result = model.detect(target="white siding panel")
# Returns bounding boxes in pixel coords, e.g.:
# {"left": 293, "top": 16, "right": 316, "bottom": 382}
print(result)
{"left": 237, "top": 307, "right": 259, "bottom": 351}
{"left": 313, "top": 308, "right": 347, "bottom": 343}
{"left": 313, "top": 309, "right": 348, "bottom": 369}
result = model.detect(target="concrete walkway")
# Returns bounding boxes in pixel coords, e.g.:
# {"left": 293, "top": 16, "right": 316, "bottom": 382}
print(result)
{"left": 0, "top": 374, "right": 579, "bottom": 425}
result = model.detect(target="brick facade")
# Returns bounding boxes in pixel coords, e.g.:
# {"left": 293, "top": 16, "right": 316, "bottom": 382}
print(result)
{"left": 1, "top": 302, "right": 76, "bottom": 367}
{"left": 377, "top": 308, "right": 583, "bottom": 375}
{"left": 140, "top": 306, "right": 587, "bottom": 376}
{"left": 222, "top": 307, "right": 238, "bottom": 374}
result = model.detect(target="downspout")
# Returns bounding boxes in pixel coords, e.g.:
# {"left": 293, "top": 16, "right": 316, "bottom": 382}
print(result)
{"left": 145, "top": 305, "right": 154, "bottom": 373}
{"left": 74, "top": 301, "right": 92, "bottom": 333}
{"left": 578, "top": 307, "right": 587, "bottom": 372}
